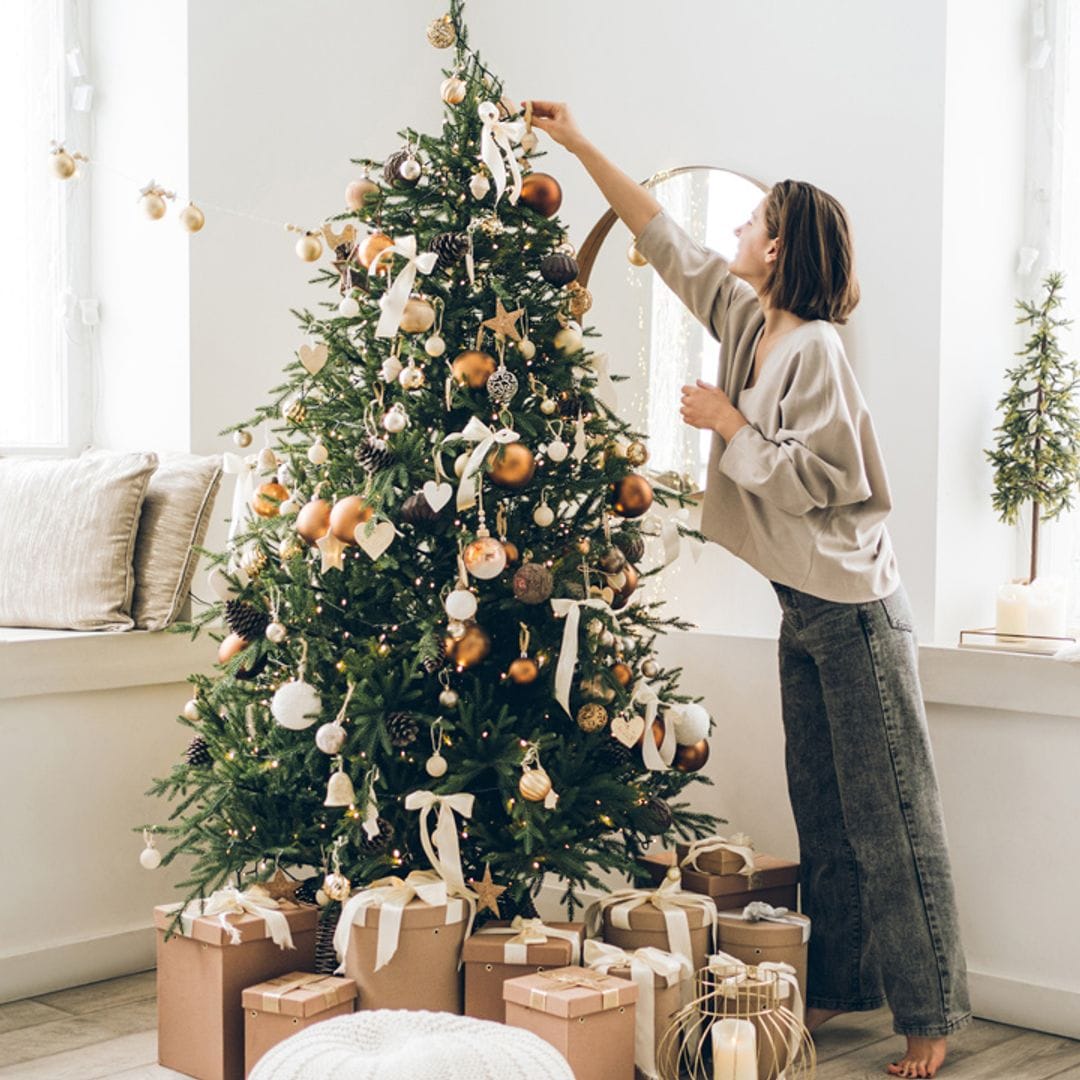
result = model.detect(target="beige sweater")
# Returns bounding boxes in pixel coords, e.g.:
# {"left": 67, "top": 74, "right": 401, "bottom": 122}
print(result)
{"left": 634, "top": 209, "right": 899, "bottom": 603}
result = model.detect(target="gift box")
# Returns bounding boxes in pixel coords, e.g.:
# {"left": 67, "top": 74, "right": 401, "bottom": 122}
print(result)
{"left": 676, "top": 836, "right": 755, "bottom": 877}
{"left": 242, "top": 972, "right": 356, "bottom": 1076}
{"left": 463, "top": 918, "right": 585, "bottom": 1022}
{"left": 583, "top": 939, "right": 692, "bottom": 1080}
{"left": 643, "top": 850, "right": 799, "bottom": 910}
{"left": 155, "top": 893, "right": 317, "bottom": 1080}
{"left": 504, "top": 965, "right": 639, "bottom": 1080}
{"left": 334, "top": 872, "right": 470, "bottom": 1013}
{"left": 716, "top": 906, "right": 811, "bottom": 1003}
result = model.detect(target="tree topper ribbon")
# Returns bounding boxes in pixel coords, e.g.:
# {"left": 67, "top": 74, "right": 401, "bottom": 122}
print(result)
{"left": 474, "top": 916, "right": 583, "bottom": 966}
{"left": 180, "top": 885, "right": 295, "bottom": 950}
{"left": 477, "top": 101, "right": 526, "bottom": 204}
{"left": 583, "top": 869, "right": 717, "bottom": 971}
{"left": 550, "top": 596, "right": 617, "bottom": 717}
{"left": 584, "top": 939, "right": 691, "bottom": 1079}
{"left": 443, "top": 416, "right": 519, "bottom": 509}
{"left": 632, "top": 680, "right": 676, "bottom": 771}
{"left": 404, "top": 790, "right": 477, "bottom": 898}
{"left": 680, "top": 835, "right": 757, "bottom": 880}
{"left": 371, "top": 235, "right": 438, "bottom": 339}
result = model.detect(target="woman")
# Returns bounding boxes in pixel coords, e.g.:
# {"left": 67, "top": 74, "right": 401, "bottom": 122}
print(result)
{"left": 525, "top": 100, "right": 971, "bottom": 1079}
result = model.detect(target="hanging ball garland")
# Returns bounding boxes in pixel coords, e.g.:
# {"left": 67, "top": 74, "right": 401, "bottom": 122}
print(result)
{"left": 512, "top": 562, "right": 553, "bottom": 605}
{"left": 296, "top": 498, "right": 332, "bottom": 544}
{"left": 179, "top": 203, "right": 205, "bottom": 233}
{"left": 487, "top": 443, "right": 536, "bottom": 488}
{"left": 577, "top": 702, "right": 609, "bottom": 733}
{"left": 610, "top": 474, "right": 654, "bottom": 518}
{"left": 330, "top": 495, "right": 373, "bottom": 544}
{"left": 451, "top": 350, "right": 497, "bottom": 389}
{"left": 519, "top": 172, "right": 563, "bottom": 218}
{"left": 272, "top": 677, "right": 322, "bottom": 731}
{"left": 345, "top": 177, "right": 378, "bottom": 210}
{"left": 673, "top": 738, "right": 711, "bottom": 773}
{"left": 294, "top": 232, "right": 324, "bottom": 262}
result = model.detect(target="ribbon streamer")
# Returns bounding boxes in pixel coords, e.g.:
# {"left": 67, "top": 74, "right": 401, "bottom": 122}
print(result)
{"left": 404, "top": 789, "right": 476, "bottom": 897}
{"left": 550, "top": 596, "right": 617, "bottom": 717}
{"left": 477, "top": 101, "right": 526, "bottom": 204}
{"left": 175, "top": 886, "right": 295, "bottom": 950}
{"left": 443, "top": 416, "right": 519, "bottom": 509}
{"left": 371, "top": 235, "right": 438, "bottom": 339}
{"left": 474, "top": 916, "right": 583, "bottom": 965}
{"left": 222, "top": 451, "right": 258, "bottom": 543}
{"left": 680, "top": 835, "right": 757, "bottom": 880}
{"left": 633, "top": 680, "right": 676, "bottom": 770}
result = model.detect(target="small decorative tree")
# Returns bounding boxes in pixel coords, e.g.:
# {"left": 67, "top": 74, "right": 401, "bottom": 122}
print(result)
{"left": 986, "top": 271, "right": 1080, "bottom": 584}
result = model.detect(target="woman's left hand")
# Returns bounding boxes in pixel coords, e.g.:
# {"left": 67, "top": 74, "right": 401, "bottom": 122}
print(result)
{"left": 681, "top": 380, "right": 748, "bottom": 441}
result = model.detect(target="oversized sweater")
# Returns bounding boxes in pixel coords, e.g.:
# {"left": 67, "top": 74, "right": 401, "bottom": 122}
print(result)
{"left": 633, "top": 208, "right": 899, "bottom": 603}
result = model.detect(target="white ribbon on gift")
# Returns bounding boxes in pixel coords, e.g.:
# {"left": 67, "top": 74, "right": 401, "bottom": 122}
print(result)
{"left": 222, "top": 451, "right": 259, "bottom": 543}
{"left": 404, "top": 790, "right": 476, "bottom": 898}
{"left": 550, "top": 596, "right": 617, "bottom": 717}
{"left": 371, "top": 235, "right": 438, "bottom": 339}
{"left": 719, "top": 902, "right": 811, "bottom": 944}
{"left": 584, "top": 939, "right": 692, "bottom": 1080}
{"left": 474, "top": 916, "right": 582, "bottom": 965}
{"left": 583, "top": 870, "right": 717, "bottom": 971}
{"left": 680, "top": 836, "right": 757, "bottom": 880}
{"left": 172, "top": 885, "right": 296, "bottom": 950}
{"left": 443, "top": 416, "right": 519, "bottom": 510}
{"left": 633, "top": 680, "right": 676, "bottom": 770}
{"left": 332, "top": 870, "right": 467, "bottom": 972}
{"left": 477, "top": 101, "right": 526, "bottom": 204}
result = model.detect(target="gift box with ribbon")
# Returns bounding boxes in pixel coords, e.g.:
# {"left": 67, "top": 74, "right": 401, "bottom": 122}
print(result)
{"left": 583, "top": 939, "right": 692, "bottom": 1080}
{"left": 676, "top": 835, "right": 757, "bottom": 878}
{"left": 717, "top": 903, "right": 811, "bottom": 1003}
{"left": 503, "top": 965, "right": 639, "bottom": 1080}
{"left": 154, "top": 889, "right": 318, "bottom": 1080}
{"left": 462, "top": 917, "right": 585, "bottom": 1022}
{"left": 242, "top": 972, "right": 356, "bottom": 1076}
{"left": 642, "top": 850, "right": 799, "bottom": 910}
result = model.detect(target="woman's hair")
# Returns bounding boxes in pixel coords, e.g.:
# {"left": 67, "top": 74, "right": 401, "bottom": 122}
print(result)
{"left": 761, "top": 179, "right": 860, "bottom": 324}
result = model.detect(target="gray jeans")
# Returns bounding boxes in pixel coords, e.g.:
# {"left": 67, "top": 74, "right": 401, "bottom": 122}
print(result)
{"left": 771, "top": 580, "right": 972, "bottom": 1037}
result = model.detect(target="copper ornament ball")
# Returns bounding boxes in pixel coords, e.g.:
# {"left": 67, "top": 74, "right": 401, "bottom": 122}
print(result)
{"left": 502, "top": 540, "right": 520, "bottom": 564}
{"left": 672, "top": 738, "right": 711, "bottom": 773}
{"left": 610, "top": 474, "right": 654, "bottom": 518}
{"left": 329, "top": 495, "right": 373, "bottom": 544}
{"left": 611, "top": 662, "right": 633, "bottom": 688}
{"left": 636, "top": 712, "right": 666, "bottom": 749}
{"left": 358, "top": 232, "right": 393, "bottom": 272}
{"left": 444, "top": 623, "right": 492, "bottom": 670}
{"left": 508, "top": 657, "right": 540, "bottom": 685}
{"left": 577, "top": 703, "right": 609, "bottom": 733}
{"left": 296, "top": 498, "right": 332, "bottom": 544}
{"left": 451, "top": 350, "right": 497, "bottom": 389}
{"left": 218, "top": 632, "right": 248, "bottom": 665}
{"left": 487, "top": 443, "right": 536, "bottom": 488}
{"left": 519, "top": 172, "right": 563, "bottom": 218}
{"left": 251, "top": 481, "right": 289, "bottom": 518}
{"left": 610, "top": 563, "right": 641, "bottom": 612}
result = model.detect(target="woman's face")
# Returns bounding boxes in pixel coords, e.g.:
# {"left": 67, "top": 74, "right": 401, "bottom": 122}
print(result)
{"left": 731, "top": 198, "right": 778, "bottom": 283}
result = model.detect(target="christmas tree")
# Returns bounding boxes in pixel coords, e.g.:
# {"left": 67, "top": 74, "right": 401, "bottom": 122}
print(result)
{"left": 986, "top": 271, "right": 1080, "bottom": 583}
{"left": 145, "top": 1, "right": 719, "bottom": 921}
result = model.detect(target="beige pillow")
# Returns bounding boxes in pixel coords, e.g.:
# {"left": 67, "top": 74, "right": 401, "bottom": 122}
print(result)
{"left": 132, "top": 452, "right": 223, "bottom": 630}
{"left": 0, "top": 450, "right": 158, "bottom": 630}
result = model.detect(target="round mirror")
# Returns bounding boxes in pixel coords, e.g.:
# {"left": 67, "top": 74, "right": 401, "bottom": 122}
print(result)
{"left": 578, "top": 167, "right": 768, "bottom": 495}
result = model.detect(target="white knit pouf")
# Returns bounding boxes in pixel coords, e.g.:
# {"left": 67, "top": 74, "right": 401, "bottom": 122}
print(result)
{"left": 248, "top": 1010, "right": 575, "bottom": 1080}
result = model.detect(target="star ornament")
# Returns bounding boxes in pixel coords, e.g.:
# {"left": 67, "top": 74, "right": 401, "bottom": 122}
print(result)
{"left": 481, "top": 297, "right": 524, "bottom": 342}
{"left": 469, "top": 863, "right": 508, "bottom": 916}
{"left": 316, "top": 530, "right": 346, "bottom": 572}
{"left": 261, "top": 867, "right": 302, "bottom": 903}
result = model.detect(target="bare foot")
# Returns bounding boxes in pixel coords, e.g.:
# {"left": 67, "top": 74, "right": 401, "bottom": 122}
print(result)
{"left": 805, "top": 1007, "right": 846, "bottom": 1033}
{"left": 886, "top": 1036, "right": 947, "bottom": 1078}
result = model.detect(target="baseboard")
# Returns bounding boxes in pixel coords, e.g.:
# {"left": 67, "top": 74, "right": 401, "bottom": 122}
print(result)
{"left": 0, "top": 926, "right": 155, "bottom": 1004}
{"left": 968, "top": 970, "right": 1080, "bottom": 1040}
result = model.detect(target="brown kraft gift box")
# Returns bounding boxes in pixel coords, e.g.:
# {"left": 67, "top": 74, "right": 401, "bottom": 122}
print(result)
{"left": 675, "top": 838, "right": 753, "bottom": 877}
{"left": 716, "top": 908, "right": 811, "bottom": 1003}
{"left": 504, "top": 965, "right": 639, "bottom": 1080}
{"left": 644, "top": 850, "right": 799, "bottom": 910}
{"left": 242, "top": 972, "right": 356, "bottom": 1076}
{"left": 463, "top": 919, "right": 585, "bottom": 1022}
{"left": 154, "top": 899, "right": 317, "bottom": 1080}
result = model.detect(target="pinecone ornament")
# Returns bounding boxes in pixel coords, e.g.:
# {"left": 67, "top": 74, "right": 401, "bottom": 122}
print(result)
{"left": 386, "top": 710, "right": 420, "bottom": 747}
{"left": 599, "top": 736, "right": 636, "bottom": 775}
{"left": 185, "top": 735, "right": 212, "bottom": 767}
{"left": 428, "top": 231, "right": 468, "bottom": 272}
{"left": 314, "top": 904, "right": 341, "bottom": 974}
{"left": 357, "top": 817, "right": 394, "bottom": 855}
{"left": 356, "top": 436, "right": 394, "bottom": 472}
{"left": 224, "top": 600, "right": 269, "bottom": 641}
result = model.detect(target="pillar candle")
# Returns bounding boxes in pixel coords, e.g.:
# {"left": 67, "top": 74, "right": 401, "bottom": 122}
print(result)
{"left": 995, "top": 583, "right": 1029, "bottom": 636}
{"left": 711, "top": 1018, "right": 757, "bottom": 1080}
{"left": 1027, "top": 578, "right": 1067, "bottom": 638}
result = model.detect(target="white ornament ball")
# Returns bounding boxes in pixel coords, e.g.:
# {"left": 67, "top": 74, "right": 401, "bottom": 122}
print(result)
{"left": 439, "top": 688, "right": 460, "bottom": 708}
{"left": 279, "top": 499, "right": 299, "bottom": 516}
{"left": 533, "top": 503, "right": 555, "bottom": 527}
{"left": 399, "top": 364, "right": 425, "bottom": 390}
{"left": 140, "top": 846, "right": 162, "bottom": 870}
{"left": 445, "top": 589, "right": 478, "bottom": 622}
{"left": 380, "top": 355, "right": 404, "bottom": 383}
{"left": 600, "top": 630, "right": 616, "bottom": 647}
{"left": 673, "top": 702, "right": 711, "bottom": 745}
{"left": 554, "top": 325, "right": 584, "bottom": 354}
{"left": 425, "top": 752, "right": 449, "bottom": 778}
{"left": 425, "top": 335, "right": 446, "bottom": 358}
{"left": 517, "top": 338, "right": 536, "bottom": 360}
{"left": 540, "top": 398, "right": 557, "bottom": 415}
{"left": 307, "top": 440, "right": 329, "bottom": 466}
{"left": 257, "top": 447, "right": 278, "bottom": 471}
{"left": 399, "top": 157, "right": 422, "bottom": 182}
{"left": 469, "top": 173, "right": 491, "bottom": 199}
{"left": 338, "top": 295, "right": 360, "bottom": 318}
{"left": 520, "top": 130, "right": 539, "bottom": 153}
{"left": 271, "top": 679, "right": 322, "bottom": 730}
{"left": 315, "top": 721, "right": 347, "bottom": 755}
{"left": 183, "top": 698, "right": 200, "bottom": 721}
{"left": 265, "top": 621, "right": 288, "bottom": 644}
{"left": 382, "top": 404, "right": 409, "bottom": 433}
{"left": 642, "top": 658, "right": 660, "bottom": 678}
{"left": 546, "top": 439, "right": 569, "bottom": 463}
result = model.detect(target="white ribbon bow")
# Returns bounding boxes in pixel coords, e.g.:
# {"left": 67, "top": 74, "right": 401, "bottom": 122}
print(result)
{"left": 632, "top": 680, "right": 676, "bottom": 771}
{"left": 222, "top": 451, "right": 258, "bottom": 544}
{"left": 584, "top": 939, "right": 692, "bottom": 1079}
{"left": 477, "top": 101, "right": 526, "bottom": 204}
{"left": 721, "top": 902, "right": 811, "bottom": 944}
{"left": 444, "top": 416, "right": 520, "bottom": 510}
{"left": 550, "top": 596, "right": 618, "bottom": 717}
{"left": 333, "top": 870, "right": 465, "bottom": 972}
{"left": 474, "top": 916, "right": 583, "bottom": 965}
{"left": 404, "top": 790, "right": 476, "bottom": 898}
{"left": 178, "top": 885, "right": 295, "bottom": 950}
{"left": 583, "top": 870, "right": 717, "bottom": 971}
{"left": 680, "top": 836, "right": 757, "bottom": 879}
{"left": 371, "top": 235, "right": 438, "bottom": 339}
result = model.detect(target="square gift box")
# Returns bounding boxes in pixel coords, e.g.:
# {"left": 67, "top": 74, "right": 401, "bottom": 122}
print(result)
{"left": 504, "top": 964, "right": 639, "bottom": 1080}
{"left": 644, "top": 850, "right": 799, "bottom": 910}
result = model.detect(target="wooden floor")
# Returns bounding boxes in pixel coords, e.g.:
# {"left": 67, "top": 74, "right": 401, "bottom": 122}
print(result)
{"left": 1, "top": 970, "right": 1078, "bottom": 1078}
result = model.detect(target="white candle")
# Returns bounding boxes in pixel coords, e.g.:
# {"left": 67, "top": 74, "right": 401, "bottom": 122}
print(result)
{"left": 995, "top": 583, "right": 1029, "bottom": 636}
{"left": 711, "top": 1018, "right": 757, "bottom": 1080}
{"left": 1027, "top": 578, "right": 1068, "bottom": 638}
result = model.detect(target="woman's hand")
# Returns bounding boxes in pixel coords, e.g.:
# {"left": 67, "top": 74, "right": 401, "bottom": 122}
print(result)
{"left": 681, "top": 380, "right": 748, "bottom": 441}
{"left": 523, "top": 101, "right": 587, "bottom": 154}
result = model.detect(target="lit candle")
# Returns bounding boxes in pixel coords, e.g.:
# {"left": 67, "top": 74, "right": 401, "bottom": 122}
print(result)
{"left": 1027, "top": 577, "right": 1067, "bottom": 638}
{"left": 711, "top": 1018, "right": 757, "bottom": 1080}
{"left": 995, "top": 583, "right": 1029, "bottom": 636}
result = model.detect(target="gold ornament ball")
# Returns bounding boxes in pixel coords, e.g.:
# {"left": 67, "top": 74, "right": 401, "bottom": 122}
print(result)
{"left": 610, "top": 474, "right": 654, "bottom": 518}
{"left": 296, "top": 498, "right": 332, "bottom": 544}
{"left": 251, "top": 481, "right": 289, "bottom": 518}
{"left": 463, "top": 535, "right": 507, "bottom": 580}
{"left": 233, "top": 429, "right": 253, "bottom": 448}
{"left": 51, "top": 149, "right": 77, "bottom": 179}
{"left": 426, "top": 13, "right": 457, "bottom": 48}
{"left": 519, "top": 767, "right": 552, "bottom": 802}
{"left": 345, "top": 178, "right": 378, "bottom": 210}
{"left": 626, "top": 440, "right": 649, "bottom": 467}
{"left": 611, "top": 662, "right": 633, "bottom": 688}
{"left": 508, "top": 657, "right": 540, "bottom": 685}
{"left": 322, "top": 871, "right": 352, "bottom": 902}
{"left": 179, "top": 203, "right": 205, "bottom": 233}
{"left": 577, "top": 703, "right": 609, "bottom": 733}
{"left": 445, "top": 623, "right": 492, "bottom": 670}
{"left": 627, "top": 241, "right": 648, "bottom": 267}
{"left": 451, "top": 350, "right": 497, "bottom": 389}
{"left": 330, "top": 495, "right": 373, "bottom": 544}
{"left": 502, "top": 540, "right": 520, "bottom": 564}
{"left": 487, "top": 443, "right": 536, "bottom": 488}
{"left": 440, "top": 75, "right": 467, "bottom": 105}
{"left": 673, "top": 738, "right": 711, "bottom": 773}
{"left": 358, "top": 232, "right": 393, "bottom": 273}
{"left": 141, "top": 192, "right": 167, "bottom": 220}
{"left": 567, "top": 282, "right": 593, "bottom": 320}
{"left": 519, "top": 172, "right": 563, "bottom": 218}
{"left": 295, "top": 233, "right": 323, "bottom": 262}
{"left": 400, "top": 297, "right": 436, "bottom": 333}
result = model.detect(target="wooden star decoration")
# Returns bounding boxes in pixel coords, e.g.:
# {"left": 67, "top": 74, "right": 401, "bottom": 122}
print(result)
{"left": 261, "top": 867, "right": 302, "bottom": 903}
{"left": 481, "top": 297, "right": 524, "bottom": 342}
{"left": 469, "top": 863, "right": 508, "bottom": 916}
{"left": 316, "top": 531, "right": 346, "bottom": 573}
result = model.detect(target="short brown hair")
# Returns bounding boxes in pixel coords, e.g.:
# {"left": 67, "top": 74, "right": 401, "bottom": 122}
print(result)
{"left": 761, "top": 180, "right": 860, "bottom": 324}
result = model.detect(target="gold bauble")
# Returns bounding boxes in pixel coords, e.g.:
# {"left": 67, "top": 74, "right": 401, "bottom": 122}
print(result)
{"left": 508, "top": 657, "right": 540, "bottom": 685}
{"left": 519, "top": 767, "right": 552, "bottom": 802}
{"left": 358, "top": 232, "right": 393, "bottom": 273}
{"left": 445, "top": 623, "right": 491, "bottom": 670}
{"left": 426, "top": 13, "right": 457, "bottom": 48}
{"left": 626, "top": 440, "right": 649, "bottom": 467}
{"left": 400, "top": 297, "right": 436, "bottom": 333}
{"left": 627, "top": 241, "right": 648, "bottom": 267}
{"left": 345, "top": 178, "right": 378, "bottom": 210}
{"left": 322, "top": 871, "right": 352, "bottom": 902}
{"left": 282, "top": 396, "right": 307, "bottom": 424}
{"left": 577, "top": 703, "right": 609, "bottom": 733}
{"left": 141, "top": 192, "right": 167, "bottom": 220}
{"left": 451, "top": 350, "right": 497, "bottom": 389}
{"left": 295, "top": 233, "right": 323, "bottom": 262}
{"left": 487, "top": 443, "right": 536, "bottom": 488}
{"left": 329, "top": 495, "right": 373, "bottom": 544}
{"left": 296, "top": 498, "right": 332, "bottom": 544}
{"left": 217, "top": 632, "right": 248, "bottom": 664}
{"left": 611, "top": 662, "right": 633, "bottom": 688}
{"left": 672, "top": 738, "right": 711, "bottom": 773}
{"left": 179, "top": 204, "right": 205, "bottom": 233}
{"left": 440, "top": 75, "right": 467, "bottom": 105}
{"left": 567, "top": 281, "right": 593, "bottom": 320}
{"left": 251, "top": 481, "right": 289, "bottom": 518}
{"left": 518, "top": 172, "right": 563, "bottom": 218}
{"left": 610, "top": 474, "right": 654, "bottom": 518}
{"left": 233, "top": 429, "right": 253, "bottom": 448}
{"left": 502, "top": 540, "right": 520, "bottom": 564}
{"left": 51, "top": 149, "right": 77, "bottom": 179}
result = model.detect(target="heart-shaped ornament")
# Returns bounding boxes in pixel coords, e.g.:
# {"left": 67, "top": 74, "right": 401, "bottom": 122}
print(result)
{"left": 357, "top": 520, "right": 396, "bottom": 560}
{"left": 611, "top": 713, "right": 645, "bottom": 748}
{"left": 299, "top": 343, "right": 328, "bottom": 375}
{"left": 422, "top": 480, "right": 453, "bottom": 512}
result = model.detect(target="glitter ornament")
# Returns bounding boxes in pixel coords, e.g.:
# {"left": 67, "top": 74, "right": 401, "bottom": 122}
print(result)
{"left": 439, "top": 688, "right": 460, "bottom": 708}
{"left": 577, "top": 703, "right": 608, "bottom": 733}
{"left": 512, "top": 562, "right": 553, "bottom": 605}
{"left": 486, "top": 366, "right": 519, "bottom": 406}
{"left": 399, "top": 362, "right": 426, "bottom": 390}
{"left": 517, "top": 338, "right": 536, "bottom": 360}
